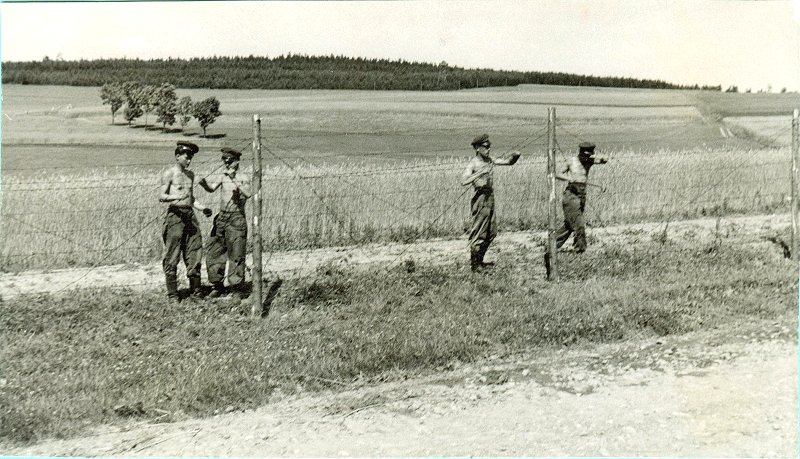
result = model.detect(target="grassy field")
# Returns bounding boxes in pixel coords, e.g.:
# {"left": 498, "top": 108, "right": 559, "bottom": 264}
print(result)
{"left": 1, "top": 238, "right": 795, "bottom": 443}
{"left": 0, "top": 146, "right": 790, "bottom": 271}
{"left": 1, "top": 84, "right": 798, "bottom": 446}
{"left": 1, "top": 84, "right": 796, "bottom": 271}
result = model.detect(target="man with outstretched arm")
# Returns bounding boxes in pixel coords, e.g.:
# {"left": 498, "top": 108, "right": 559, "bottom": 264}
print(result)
{"left": 554, "top": 141, "right": 608, "bottom": 253}
{"left": 461, "top": 134, "right": 521, "bottom": 272}
{"left": 199, "top": 147, "right": 252, "bottom": 300}
{"left": 159, "top": 141, "right": 213, "bottom": 302}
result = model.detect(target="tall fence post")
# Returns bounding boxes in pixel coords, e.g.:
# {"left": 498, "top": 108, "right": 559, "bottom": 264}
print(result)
{"left": 251, "top": 114, "right": 263, "bottom": 317}
{"left": 793, "top": 109, "right": 799, "bottom": 265}
{"left": 546, "top": 107, "right": 559, "bottom": 281}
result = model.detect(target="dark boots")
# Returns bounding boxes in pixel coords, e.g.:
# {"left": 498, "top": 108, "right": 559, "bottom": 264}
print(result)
{"left": 470, "top": 248, "right": 482, "bottom": 272}
{"left": 230, "top": 283, "right": 247, "bottom": 300}
{"left": 188, "top": 276, "right": 203, "bottom": 299}
{"left": 470, "top": 246, "right": 494, "bottom": 273}
{"left": 207, "top": 282, "right": 226, "bottom": 298}
{"left": 165, "top": 274, "right": 179, "bottom": 302}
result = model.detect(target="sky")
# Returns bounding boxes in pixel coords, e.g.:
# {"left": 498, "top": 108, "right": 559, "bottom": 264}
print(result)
{"left": 2, "top": 0, "right": 799, "bottom": 91}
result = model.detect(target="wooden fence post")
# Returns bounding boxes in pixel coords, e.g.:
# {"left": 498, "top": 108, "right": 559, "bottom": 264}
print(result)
{"left": 792, "top": 110, "right": 799, "bottom": 260}
{"left": 546, "top": 107, "right": 559, "bottom": 281}
{"left": 251, "top": 114, "right": 263, "bottom": 317}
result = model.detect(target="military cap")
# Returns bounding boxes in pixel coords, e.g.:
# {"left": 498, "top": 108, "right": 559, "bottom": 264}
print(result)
{"left": 175, "top": 141, "right": 199, "bottom": 155}
{"left": 578, "top": 142, "right": 596, "bottom": 153}
{"left": 471, "top": 134, "right": 491, "bottom": 148}
{"left": 221, "top": 147, "right": 242, "bottom": 160}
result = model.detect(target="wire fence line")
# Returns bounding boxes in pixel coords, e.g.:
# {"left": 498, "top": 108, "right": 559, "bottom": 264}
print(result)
{"left": 1, "top": 113, "right": 794, "bottom": 297}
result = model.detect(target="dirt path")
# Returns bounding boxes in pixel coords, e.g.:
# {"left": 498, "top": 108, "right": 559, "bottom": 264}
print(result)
{"left": 4, "top": 329, "right": 796, "bottom": 457}
{"left": 1, "top": 213, "right": 795, "bottom": 457}
{"left": 0, "top": 213, "right": 790, "bottom": 299}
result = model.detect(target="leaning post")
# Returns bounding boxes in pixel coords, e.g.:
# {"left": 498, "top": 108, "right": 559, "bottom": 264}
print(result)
{"left": 251, "top": 114, "right": 263, "bottom": 317}
{"left": 546, "top": 107, "right": 559, "bottom": 281}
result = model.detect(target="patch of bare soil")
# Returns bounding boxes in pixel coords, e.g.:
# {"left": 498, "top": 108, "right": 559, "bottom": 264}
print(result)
{"left": 0, "top": 213, "right": 790, "bottom": 299}
{"left": 3, "top": 326, "right": 796, "bottom": 457}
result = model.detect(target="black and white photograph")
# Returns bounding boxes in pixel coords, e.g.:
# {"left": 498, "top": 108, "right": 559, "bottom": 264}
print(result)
{"left": 1, "top": 0, "right": 798, "bottom": 456}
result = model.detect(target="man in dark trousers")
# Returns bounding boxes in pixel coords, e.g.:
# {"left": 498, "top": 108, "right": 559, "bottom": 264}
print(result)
{"left": 555, "top": 141, "right": 608, "bottom": 253}
{"left": 461, "top": 134, "right": 520, "bottom": 272}
{"left": 199, "top": 147, "right": 252, "bottom": 299}
{"left": 159, "top": 141, "right": 213, "bottom": 302}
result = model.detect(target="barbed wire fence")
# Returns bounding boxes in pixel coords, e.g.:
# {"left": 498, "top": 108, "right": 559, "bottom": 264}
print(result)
{"left": 1, "top": 107, "right": 797, "bottom": 313}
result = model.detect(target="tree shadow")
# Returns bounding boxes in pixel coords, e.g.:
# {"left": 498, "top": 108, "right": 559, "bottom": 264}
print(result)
{"left": 163, "top": 128, "right": 183, "bottom": 134}
{"left": 202, "top": 133, "right": 227, "bottom": 139}
{"left": 182, "top": 132, "right": 199, "bottom": 137}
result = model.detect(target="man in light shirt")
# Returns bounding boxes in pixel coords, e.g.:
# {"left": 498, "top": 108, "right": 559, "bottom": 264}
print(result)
{"left": 461, "top": 134, "right": 521, "bottom": 272}
{"left": 554, "top": 142, "right": 608, "bottom": 253}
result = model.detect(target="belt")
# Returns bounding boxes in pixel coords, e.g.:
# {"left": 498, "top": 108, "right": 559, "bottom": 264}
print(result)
{"left": 168, "top": 206, "right": 194, "bottom": 214}
{"left": 566, "top": 183, "right": 587, "bottom": 194}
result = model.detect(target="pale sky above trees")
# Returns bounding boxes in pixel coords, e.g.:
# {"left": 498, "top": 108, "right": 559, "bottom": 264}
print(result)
{"left": 2, "top": 0, "right": 799, "bottom": 92}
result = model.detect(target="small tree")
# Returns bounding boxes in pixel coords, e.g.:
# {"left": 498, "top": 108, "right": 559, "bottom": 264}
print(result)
{"left": 192, "top": 97, "right": 222, "bottom": 137}
{"left": 140, "top": 85, "right": 158, "bottom": 127}
{"left": 177, "top": 96, "right": 193, "bottom": 131}
{"left": 99, "top": 82, "right": 124, "bottom": 124}
{"left": 121, "top": 81, "right": 143, "bottom": 126}
{"left": 155, "top": 83, "right": 178, "bottom": 129}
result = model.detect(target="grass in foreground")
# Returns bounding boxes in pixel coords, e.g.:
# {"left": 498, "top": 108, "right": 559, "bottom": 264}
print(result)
{"left": 0, "top": 240, "right": 795, "bottom": 444}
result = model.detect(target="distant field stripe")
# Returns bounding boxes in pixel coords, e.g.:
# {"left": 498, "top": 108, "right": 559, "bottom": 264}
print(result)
{"left": 415, "top": 100, "right": 697, "bottom": 108}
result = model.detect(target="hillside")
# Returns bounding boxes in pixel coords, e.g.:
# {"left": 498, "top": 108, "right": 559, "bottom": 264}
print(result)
{"left": 1, "top": 54, "right": 717, "bottom": 91}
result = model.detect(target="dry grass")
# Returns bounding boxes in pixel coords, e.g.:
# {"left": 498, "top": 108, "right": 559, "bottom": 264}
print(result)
{"left": 1, "top": 239, "right": 795, "bottom": 444}
{"left": 1, "top": 84, "right": 794, "bottom": 270}
{"left": 0, "top": 146, "right": 790, "bottom": 271}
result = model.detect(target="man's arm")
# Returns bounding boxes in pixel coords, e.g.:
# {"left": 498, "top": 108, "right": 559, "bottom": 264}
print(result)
{"left": 158, "top": 169, "right": 188, "bottom": 203}
{"left": 198, "top": 173, "right": 221, "bottom": 193}
{"left": 555, "top": 163, "right": 572, "bottom": 182}
{"left": 192, "top": 198, "right": 213, "bottom": 216}
{"left": 461, "top": 162, "right": 478, "bottom": 187}
{"left": 492, "top": 150, "right": 521, "bottom": 166}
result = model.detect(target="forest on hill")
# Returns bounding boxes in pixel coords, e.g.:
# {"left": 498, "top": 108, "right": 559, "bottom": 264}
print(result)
{"left": 2, "top": 54, "right": 720, "bottom": 91}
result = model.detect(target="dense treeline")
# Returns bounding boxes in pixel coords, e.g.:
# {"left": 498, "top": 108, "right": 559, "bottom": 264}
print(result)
{"left": 2, "top": 55, "right": 719, "bottom": 91}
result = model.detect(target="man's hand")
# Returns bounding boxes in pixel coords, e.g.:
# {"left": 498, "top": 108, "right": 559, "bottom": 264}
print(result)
{"left": 202, "top": 208, "right": 213, "bottom": 217}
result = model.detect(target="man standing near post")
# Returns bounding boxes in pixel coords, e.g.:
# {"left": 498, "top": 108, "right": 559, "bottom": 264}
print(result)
{"left": 199, "top": 147, "right": 252, "bottom": 300}
{"left": 159, "top": 141, "right": 213, "bottom": 302}
{"left": 555, "top": 141, "right": 608, "bottom": 253}
{"left": 461, "top": 134, "right": 521, "bottom": 272}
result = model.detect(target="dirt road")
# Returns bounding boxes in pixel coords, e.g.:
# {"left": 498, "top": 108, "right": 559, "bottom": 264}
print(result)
{"left": 5, "top": 328, "right": 796, "bottom": 458}
{"left": 2, "top": 213, "right": 796, "bottom": 457}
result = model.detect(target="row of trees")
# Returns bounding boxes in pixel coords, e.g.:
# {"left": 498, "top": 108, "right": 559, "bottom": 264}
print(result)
{"left": 99, "top": 81, "right": 221, "bottom": 136}
{"left": 4, "top": 55, "right": 718, "bottom": 91}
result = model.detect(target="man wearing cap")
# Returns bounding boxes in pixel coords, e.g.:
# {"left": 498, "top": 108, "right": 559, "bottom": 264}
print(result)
{"left": 159, "top": 141, "right": 213, "bottom": 302}
{"left": 461, "top": 134, "right": 521, "bottom": 272}
{"left": 199, "top": 147, "right": 252, "bottom": 299}
{"left": 554, "top": 142, "right": 608, "bottom": 253}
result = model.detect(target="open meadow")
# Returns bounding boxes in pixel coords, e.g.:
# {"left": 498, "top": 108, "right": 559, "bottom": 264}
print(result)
{"left": 1, "top": 83, "right": 798, "bottom": 449}
{"left": 1, "top": 84, "right": 797, "bottom": 271}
